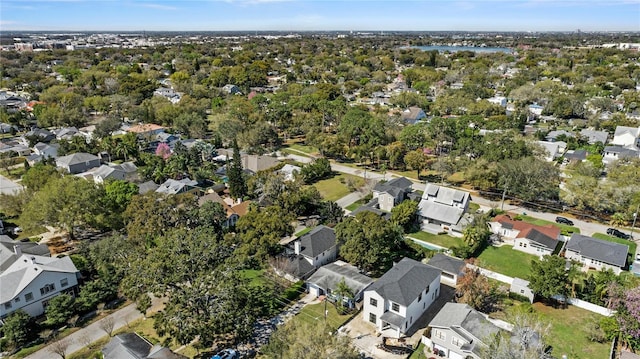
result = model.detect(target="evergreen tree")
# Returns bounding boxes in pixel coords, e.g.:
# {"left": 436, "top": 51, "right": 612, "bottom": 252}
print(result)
{"left": 228, "top": 142, "right": 247, "bottom": 199}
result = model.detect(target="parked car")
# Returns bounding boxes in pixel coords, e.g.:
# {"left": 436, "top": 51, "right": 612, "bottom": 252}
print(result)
{"left": 607, "top": 228, "right": 630, "bottom": 240}
{"left": 555, "top": 216, "right": 574, "bottom": 226}
{"left": 211, "top": 349, "right": 238, "bottom": 359}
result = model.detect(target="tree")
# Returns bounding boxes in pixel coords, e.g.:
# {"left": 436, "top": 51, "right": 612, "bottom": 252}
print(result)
{"left": 333, "top": 277, "right": 355, "bottom": 313}
{"left": 300, "top": 158, "right": 332, "bottom": 184}
{"left": 45, "top": 294, "right": 75, "bottom": 327}
{"left": 136, "top": 293, "right": 152, "bottom": 318}
{"left": 19, "top": 176, "right": 105, "bottom": 238}
{"left": 456, "top": 266, "right": 500, "bottom": 313}
{"left": 498, "top": 157, "right": 560, "bottom": 203}
{"left": 390, "top": 200, "right": 418, "bottom": 231}
{"left": 49, "top": 336, "right": 72, "bottom": 359}
{"left": 21, "top": 162, "right": 61, "bottom": 192}
{"left": 235, "top": 206, "right": 294, "bottom": 259}
{"left": 404, "top": 149, "right": 428, "bottom": 178}
{"left": 1, "top": 310, "right": 34, "bottom": 350}
{"left": 335, "top": 211, "right": 403, "bottom": 274}
{"left": 98, "top": 316, "right": 115, "bottom": 337}
{"left": 261, "top": 320, "right": 360, "bottom": 359}
{"left": 528, "top": 255, "right": 572, "bottom": 302}
{"left": 608, "top": 285, "right": 640, "bottom": 351}
{"left": 483, "top": 306, "right": 552, "bottom": 359}
{"left": 228, "top": 142, "right": 247, "bottom": 199}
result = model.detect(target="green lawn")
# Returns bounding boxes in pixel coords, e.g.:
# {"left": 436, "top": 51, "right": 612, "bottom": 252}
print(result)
{"left": 592, "top": 233, "right": 636, "bottom": 264}
{"left": 312, "top": 174, "right": 364, "bottom": 202}
{"left": 291, "top": 302, "right": 352, "bottom": 331}
{"left": 468, "top": 202, "right": 480, "bottom": 214}
{"left": 408, "top": 343, "right": 428, "bottom": 359}
{"left": 287, "top": 143, "right": 319, "bottom": 155}
{"left": 533, "top": 302, "right": 610, "bottom": 359}
{"left": 239, "top": 269, "right": 268, "bottom": 287}
{"left": 517, "top": 215, "right": 580, "bottom": 235}
{"left": 406, "top": 231, "right": 465, "bottom": 249}
{"left": 345, "top": 199, "right": 365, "bottom": 211}
{"left": 476, "top": 245, "right": 535, "bottom": 279}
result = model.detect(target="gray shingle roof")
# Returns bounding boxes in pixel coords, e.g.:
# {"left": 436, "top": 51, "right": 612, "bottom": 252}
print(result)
{"left": 427, "top": 253, "right": 465, "bottom": 276}
{"left": 523, "top": 228, "right": 558, "bottom": 250}
{"left": 429, "top": 302, "right": 500, "bottom": 343}
{"left": 306, "top": 261, "right": 373, "bottom": 295}
{"left": 0, "top": 255, "right": 78, "bottom": 303}
{"left": 567, "top": 234, "right": 629, "bottom": 267}
{"left": 367, "top": 257, "right": 441, "bottom": 307}
{"left": 299, "top": 225, "right": 336, "bottom": 258}
{"left": 56, "top": 152, "right": 100, "bottom": 166}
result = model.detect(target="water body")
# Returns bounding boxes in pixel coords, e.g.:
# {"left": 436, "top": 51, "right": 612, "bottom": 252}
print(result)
{"left": 412, "top": 45, "right": 513, "bottom": 54}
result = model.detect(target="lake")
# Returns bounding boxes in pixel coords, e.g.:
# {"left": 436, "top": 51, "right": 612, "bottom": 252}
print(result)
{"left": 411, "top": 45, "right": 513, "bottom": 54}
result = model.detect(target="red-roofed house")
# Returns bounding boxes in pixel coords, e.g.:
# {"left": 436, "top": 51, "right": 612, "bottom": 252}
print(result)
{"left": 488, "top": 215, "right": 561, "bottom": 256}
{"left": 126, "top": 123, "right": 166, "bottom": 136}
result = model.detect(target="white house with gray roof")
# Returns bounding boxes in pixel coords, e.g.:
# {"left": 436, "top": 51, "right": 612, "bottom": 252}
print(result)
{"left": 155, "top": 178, "right": 198, "bottom": 195}
{"left": 565, "top": 234, "right": 629, "bottom": 275}
{"left": 0, "top": 246, "right": 79, "bottom": 319}
{"left": 426, "top": 302, "right": 501, "bottom": 359}
{"left": 363, "top": 257, "right": 441, "bottom": 338}
{"left": 418, "top": 183, "right": 471, "bottom": 236}
{"left": 611, "top": 126, "right": 640, "bottom": 149}
{"left": 427, "top": 253, "right": 466, "bottom": 286}
{"left": 306, "top": 260, "right": 373, "bottom": 307}
{"left": 292, "top": 225, "right": 337, "bottom": 268}
{"left": 372, "top": 177, "right": 414, "bottom": 212}
{"left": 580, "top": 129, "right": 608, "bottom": 145}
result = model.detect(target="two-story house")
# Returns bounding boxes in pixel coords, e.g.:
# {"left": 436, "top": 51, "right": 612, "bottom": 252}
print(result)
{"left": 417, "top": 183, "right": 471, "bottom": 236}
{"left": 293, "top": 225, "right": 337, "bottom": 268}
{"left": 426, "top": 302, "right": 501, "bottom": 359}
{"left": 0, "top": 244, "right": 80, "bottom": 319}
{"left": 372, "top": 177, "right": 414, "bottom": 212}
{"left": 363, "top": 257, "right": 441, "bottom": 338}
{"left": 565, "top": 234, "right": 629, "bottom": 275}
{"left": 611, "top": 125, "right": 640, "bottom": 149}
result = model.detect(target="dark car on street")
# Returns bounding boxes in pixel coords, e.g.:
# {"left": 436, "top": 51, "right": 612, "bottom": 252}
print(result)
{"left": 555, "top": 216, "right": 574, "bottom": 226}
{"left": 607, "top": 228, "right": 630, "bottom": 240}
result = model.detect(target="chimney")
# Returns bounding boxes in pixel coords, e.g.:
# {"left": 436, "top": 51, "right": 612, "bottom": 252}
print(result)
{"left": 294, "top": 241, "right": 301, "bottom": 255}
{"left": 13, "top": 245, "right": 22, "bottom": 256}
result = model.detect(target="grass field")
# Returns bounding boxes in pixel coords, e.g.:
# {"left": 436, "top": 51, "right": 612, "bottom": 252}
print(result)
{"left": 312, "top": 173, "right": 364, "bottom": 202}
{"left": 406, "top": 231, "right": 465, "bottom": 249}
{"left": 592, "top": 233, "right": 636, "bottom": 263}
{"left": 476, "top": 245, "right": 535, "bottom": 279}
{"left": 290, "top": 301, "right": 352, "bottom": 331}
{"left": 345, "top": 199, "right": 365, "bottom": 211}
{"left": 533, "top": 302, "right": 610, "bottom": 359}
{"left": 408, "top": 343, "right": 428, "bottom": 359}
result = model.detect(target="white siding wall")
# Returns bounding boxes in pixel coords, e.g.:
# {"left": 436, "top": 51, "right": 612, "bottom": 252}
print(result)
{"left": 565, "top": 250, "right": 623, "bottom": 275}
{"left": 405, "top": 278, "right": 440, "bottom": 331}
{"left": 513, "top": 238, "right": 551, "bottom": 256}
{"left": 309, "top": 246, "right": 337, "bottom": 268}
{"left": 1, "top": 271, "right": 78, "bottom": 318}
{"left": 363, "top": 291, "right": 385, "bottom": 330}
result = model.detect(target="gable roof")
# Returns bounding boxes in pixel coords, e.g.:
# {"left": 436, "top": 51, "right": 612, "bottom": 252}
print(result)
{"left": 0, "top": 236, "right": 51, "bottom": 271}
{"left": 102, "top": 333, "right": 186, "bottom": 359}
{"left": 613, "top": 126, "right": 640, "bottom": 139}
{"left": 155, "top": 178, "right": 198, "bottom": 195}
{"left": 367, "top": 257, "right": 441, "bottom": 306}
{"left": 492, "top": 215, "right": 560, "bottom": 240}
{"left": 520, "top": 228, "right": 558, "bottom": 250}
{"left": 567, "top": 234, "right": 629, "bottom": 267}
{"left": 429, "top": 302, "right": 500, "bottom": 350}
{"left": 56, "top": 152, "right": 100, "bottom": 167}
{"left": 298, "top": 226, "right": 336, "bottom": 258}
{"left": 306, "top": 261, "right": 373, "bottom": 295}
{"left": 0, "top": 255, "right": 78, "bottom": 303}
{"left": 579, "top": 129, "right": 608, "bottom": 144}
{"left": 427, "top": 253, "right": 465, "bottom": 276}
{"left": 373, "top": 177, "right": 413, "bottom": 196}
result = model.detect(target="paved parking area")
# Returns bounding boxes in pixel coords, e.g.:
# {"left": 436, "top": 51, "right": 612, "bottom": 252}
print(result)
{"left": 340, "top": 284, "right": 455, "bottom": 359}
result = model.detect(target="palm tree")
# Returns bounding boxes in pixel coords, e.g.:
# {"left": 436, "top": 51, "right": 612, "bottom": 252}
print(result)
{"left": 333, "top": 278, "right": 354, "bottom": 313}
{"left": 610, "top": 212, "right": 627, "bottom": 228}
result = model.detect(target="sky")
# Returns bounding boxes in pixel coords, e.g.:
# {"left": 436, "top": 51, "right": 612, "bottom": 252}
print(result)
{"left": 1, "top": 0, "right": 639, "bottom": 32}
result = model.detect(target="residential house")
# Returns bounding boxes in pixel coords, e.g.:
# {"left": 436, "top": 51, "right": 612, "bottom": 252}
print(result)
{"left": 528, "top": 103, "right": 544, "bottom": 116}
{"left": 53, "top": 127, "right": 79, "bottom": 141}
{"left": 603, "top": 145, "right": 640, "bottom": 165}
{"left": 0, "top": 175, "right": 23, "bottom": 195}
{"left": 33, "top": 142, "right": 59, "bottom": 159}
{"left": 222, "top": 84, "right": 242, "bottom": 95}
{"left": 126, "top": 123, "right": 166, "bottom": 141}
{"left": 545, "top": 130, "right": 574, "bottom": 142}
{"left": 363, "top": 257, "right": 441, "bottom": 338}
{"left": 427, "top": 253, "right": 465, "bottom": 287}
{"left": 20, "top": 128, "right": 55, "bottom": 145}
{"left": 198, "top": 192, "right": 251, "bottom": 227}
{"left": 425, "top": 302, "right": 501, "bottom": 359}
{"left": 291, "top": 225, "right": 337, "bottom": 268}
{"left": 242, "top": 154, "right": 281, "bottom": 174}
{"left": 278, "top": 164, "right": 301, "bottom": 182}
{"left": 565, "top": 234, "right": 629, "bottom": 275}
{"left": 0, "top": 123, "right": 17, "bottom": 134}
{"left": 137, "top": 180, "right": 159, "bottom": 194}
{"left": 102, "top": 333, "right": 187, "bottom": 359}
{"left": 78, "top": 125, "right": 97, "bottom": 142}
{"left": 0, "top": 245, "right": 79, "bottom": 319}
{"left": 488, "top": 215, "right": 561, "bottom": 256}
{"left": 153, "top": 87, "right": 182, "bottom": 104}
{"left": 0, "top": 142, "right": 31, "bottom": 157}
{"left": 400, "top": 107, "right": 426, "bottom": 125}
{"left": 487, "top": 96, "right": 507, "bottom": 107}
{"left": 56, "top": 152, "right": 101, "bottom": 174}
{"left": 580, "top": 129, "right": 608, "bottom": 145}
{"left": 155, "top": 178, "right": 198, "bottom": 195}
{"left": 537, "top": 141, "right": 566, "bottom": 162}
{"left": 348, "top": 198, "right": 393, "bottom": 221}
{"left": 0, "top": 235, "right": 51, "bottom": 271}
{"left": 90, "top": 162, "right": 138, "bottom": 184}
{"left": 306, "top": 260, "right": 373, "bottom": 307}
{"left": 417, "top": 183, "right": 471, "bottom": 236}
{"left": 372, "top": 177, "right": 414, "bottom": 212}
{"left": 611, "top": 126, "right": 640, "bottom": 149}
{"left": 564, "top": 149, "right": 588, "bottom": 163}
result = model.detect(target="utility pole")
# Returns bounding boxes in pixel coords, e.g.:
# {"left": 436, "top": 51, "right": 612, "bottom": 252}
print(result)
{"left": 501, "top": 185, "right": 508, "bottom": 211}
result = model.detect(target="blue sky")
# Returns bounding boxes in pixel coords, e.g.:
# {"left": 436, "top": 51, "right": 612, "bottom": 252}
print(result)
{"left": 1, "top": 0, "right": 639, "bottom": 32}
